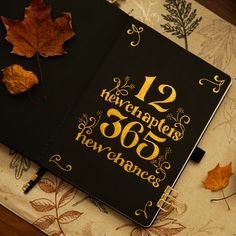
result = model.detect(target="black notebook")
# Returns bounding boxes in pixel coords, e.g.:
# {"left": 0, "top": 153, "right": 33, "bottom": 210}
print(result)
{"left": 0, "top": 0, "right": 232, "bottom": 227}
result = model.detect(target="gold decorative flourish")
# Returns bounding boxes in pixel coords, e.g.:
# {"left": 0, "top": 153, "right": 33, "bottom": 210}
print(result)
{"left": 108, "top": 76, "right": 135, "bottom": 96}
{"left": 77, "top": 111, "right": 102, "bottom": 135}
{"left": 151, "top": 147, "right": 172, "bottom": 182}
{"left": 199, "top": 75, "right": 225, "bottom": 93}
{"left": 135, "top": 201, "right": 153, "bottom": 219}
{"left": 49, "top": 154, "right": 72, "bottom": 172}
{"left": 127, "top": 24, "right": 144, "bottom": 47}
{"left": 166, "top": 107, "right": 190, "bottom": 140}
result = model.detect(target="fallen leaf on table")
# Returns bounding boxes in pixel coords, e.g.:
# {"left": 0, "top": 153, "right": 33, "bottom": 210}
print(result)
{"left": 203, "top": 162, "right": 233, "bottom": 191}
{"left": 1, "top": 0, "right": 76, "bottom": 58}
{"left": 2, "top": 64, "right": 39, "bottom": 95}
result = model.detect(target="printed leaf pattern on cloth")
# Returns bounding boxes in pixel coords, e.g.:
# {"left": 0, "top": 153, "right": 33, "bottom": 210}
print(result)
{"left": 198, "top": 19, "right": 236, "bottom": 70}
{"left": 116, "top": 203, "right": 185, "bottom": 235}
{"left": 58, "top": 210, "right": 82, "bottom": 224}
{"left": 30, "top": 198, "right": 56, "bottom": 212}
{"left": 161, "top": 0, "right": 202, "bottom": 50}
{"left": 30, "top": 177, "right": 82, "bottom": 235}
{"left": 9, "top": 149, "right": 30, "bottom": 179}
{"left": 213, "top": 97, "right": 236, "bottom": 144}
{"left": 33, "top": 215, "right": 56, "bottom": 230}
{"left": 58, "top": 187, "right": 77, "bottom": 208}
{"left": 129, "top": 0, "right": 159, "bottom": 29}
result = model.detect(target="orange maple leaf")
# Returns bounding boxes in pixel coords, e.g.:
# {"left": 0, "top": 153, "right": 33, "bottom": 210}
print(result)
{"left": 1, "top": 0, "right": 76, "bottom": 58}
{"left": 203, "top": 162, "right": 233, "bottom": 191}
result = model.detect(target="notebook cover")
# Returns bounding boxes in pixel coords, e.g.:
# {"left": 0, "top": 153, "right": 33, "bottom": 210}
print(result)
{"left": 0, "top": 0, "right": 232, "bottom": 227}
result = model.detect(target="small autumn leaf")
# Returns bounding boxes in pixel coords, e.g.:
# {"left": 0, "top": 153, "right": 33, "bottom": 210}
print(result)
{"left": 1, "top": 0, "right": 76, "bottom": 58}
{"left": 2, "top": 64, "right": 39, "bottom": 95}
{"left": 203, "top": 162, "right": 233, "bottom": 191}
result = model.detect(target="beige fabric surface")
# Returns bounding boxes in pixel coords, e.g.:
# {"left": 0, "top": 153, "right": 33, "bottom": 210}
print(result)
{"left": 0, "top": 0, "right": 236, "bottom": 235}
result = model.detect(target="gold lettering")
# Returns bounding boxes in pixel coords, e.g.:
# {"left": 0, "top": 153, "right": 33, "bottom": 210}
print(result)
{"left": 173, "top": 131, "right": 183, "bottom": 141}
{"left": 131, "top": 106, "right": 142, "bottom": 118}
{"left": 107, "top": 151, "right": 117, "bottom": 160}
{"left": 132, "top": 165, "right": 142, "bottom": 176}
{"left": 114, "top": 153, "right": 125, "bottom": 167}
{"left": 100, "top": 89, "right": 110, "bottom": 101}
{"left": 167, "top": 127, "right": 176, "bottom": 138}
{"left": 147, "top": 116, "right": 159, "bottom": 129}
{"left": 75, "top": 132, "right": 87, "bottom": 144}
{"left": 153, "top": 178, "right": 160, "bottom": 188}
{"left": 147, "top": 175, "right": 156, "bottom": 183}
{"left": 158, "top": 119, "right": 166, "bottom": 132}
{"left": 115, "top": 97, "right": 130, "bottom": 107}
{"left": 142, "top": 112, "right": 151, "bottom": 124}
{"left": 162, "top": 125, "right": 170, "bottom": 135}
{"left": 123, "top": 161, "right": 134, "bottom": 172}
{"left": 140, "top": 171, "right": 149, "bottom": 179}
{"left": 85, "top": 138, "right": 94, "bottom": 147}
{"left": 108, "top": 94, "right": 117, "bottom": 102}
{"left": 92, "top": 142, "right": 112, "bottom": 153}
{"left": 125, "top": 103, "right": 134, "bottom": 113}
{"left": 135, "top": 76, "right": 156, "bottom": 101}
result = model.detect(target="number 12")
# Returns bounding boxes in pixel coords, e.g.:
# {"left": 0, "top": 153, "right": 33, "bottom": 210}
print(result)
{"left": 135, "top": 76, "right": 177, "bottom": 113}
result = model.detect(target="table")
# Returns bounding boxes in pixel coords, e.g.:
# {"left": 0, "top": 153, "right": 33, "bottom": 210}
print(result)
{"left": 1, "top": 0, "right": 236, "bottom": 235}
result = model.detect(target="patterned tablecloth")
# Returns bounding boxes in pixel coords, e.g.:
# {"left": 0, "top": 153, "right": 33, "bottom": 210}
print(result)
{"left": 1, "top": 0, "right": 236, "bottom": 235}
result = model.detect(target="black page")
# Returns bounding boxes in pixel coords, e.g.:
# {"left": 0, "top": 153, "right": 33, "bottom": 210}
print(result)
{"left": 0, "top": 0, "right": 129, "bottom": 158}
{"left": 42, "top": 18, "right": 231, "bottom": 226}
{"left": 0, "top": 0, "right": 232, "bottom": 227}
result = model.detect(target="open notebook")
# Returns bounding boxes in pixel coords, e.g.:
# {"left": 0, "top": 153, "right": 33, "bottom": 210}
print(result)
{"left": 0, "top": 0, "right": 231, "bottom": 227}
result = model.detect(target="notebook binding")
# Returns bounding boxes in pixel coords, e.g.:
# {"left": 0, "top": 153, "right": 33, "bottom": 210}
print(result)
{"left": 156, "top": 185, "right": 180, "bottom": 212}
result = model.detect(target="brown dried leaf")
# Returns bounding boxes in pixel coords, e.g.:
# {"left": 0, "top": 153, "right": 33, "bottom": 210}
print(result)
{"left": 1, "top": 0, "right": 76, "bottom": 58}
{"left": 33, "top": 215, "right": 55, "bottom": 230}
{"left": 58, "top": 187, "right": 77, "bottom": 208}
{"left": 2, "top": 64, "right": 38, "bottom": 95}
{"left": 203, "top": 162, "right": 233, "bottom": 191}
{"left": 58, "top": 210, "right": 83, "bottom": 224}
{"left": 38, "top": 178, "right": 56, "bottom": 193}
{"left": 30, "top": 198, "right": 55, "bottom": 212}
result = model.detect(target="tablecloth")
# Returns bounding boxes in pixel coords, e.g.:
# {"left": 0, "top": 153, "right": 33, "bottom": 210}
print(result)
{"left": 1, "top": 0, "right": 236, "bottom": 235}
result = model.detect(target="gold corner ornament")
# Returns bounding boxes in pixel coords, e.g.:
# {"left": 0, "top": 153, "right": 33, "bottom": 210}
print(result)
{"left": 199, "top": 75, "right": 225, "bottom": 93}
{"left": 49, "top": 154, "right": 72, "bottom": 172}
{"left": 77, "top": 111, "right": 102, "bottom": 136}
{"left": 127, "top": 24, "right": 144, "bottom": 47}
{"left": 135, "top": 201, "right": 153, "bottom": 219}
{"left": 108, "top": 76, "right": 135, "bottom": 96}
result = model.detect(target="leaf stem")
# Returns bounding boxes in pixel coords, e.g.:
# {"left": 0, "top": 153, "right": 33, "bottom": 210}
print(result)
{"left": 55, "top": 178, "right": 65, "bottom": 235}
{"left": 218, "top": 189, "right": 231, "bottom": 210}
{"left": 211, "top": 191, "right": 236, "bottom": 202}
{"left": 36, "top": 52, "right": 47, "bottom": 100}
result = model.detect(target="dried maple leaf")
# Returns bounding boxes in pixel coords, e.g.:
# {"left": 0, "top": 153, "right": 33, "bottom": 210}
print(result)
{"left": 203, "top": 163, "right": 233, "bottom": 191}
{"left": 2, "top": 64, "right": 39, "bottom": 95}
{"left": 1, "top": 0, "right": 76, "bottom": 58}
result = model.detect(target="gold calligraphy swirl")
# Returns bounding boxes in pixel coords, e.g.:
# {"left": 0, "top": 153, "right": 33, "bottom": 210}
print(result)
{"left": 127, "top": 24, "right": 144, "bottom": 47}
{"left": 199, "top": 75, "right": 225, "bottom": 93}
{"left": 166, "top": 107, "right": 191, "bottom": 140}
{"left": 135, "top": 201, "right": 153, "bottom": 219}
{"left": 152, "top": 147, "right": 172, "bottom": 181}
{"left": 49, "top": 154, "right": 72, "bottom": 172}
{"left": 108, "top": 76, "right": 135, "bottom": 96}
{"left": 78, "top": 111, "right": 102, "bottom": 135}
